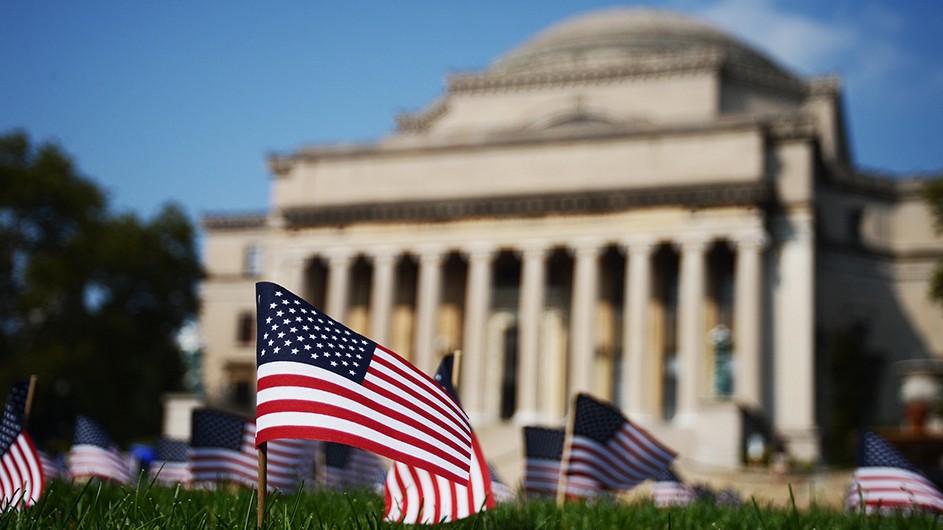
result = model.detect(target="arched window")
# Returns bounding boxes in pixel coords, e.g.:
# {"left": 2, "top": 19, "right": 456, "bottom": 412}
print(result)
{"left": 244, "top": 244, "right": 263, "bottom": 277}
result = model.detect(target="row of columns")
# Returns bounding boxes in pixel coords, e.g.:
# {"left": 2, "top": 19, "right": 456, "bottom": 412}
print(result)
{"left": 287, "top": 232, "right": 767, "bottom": 425}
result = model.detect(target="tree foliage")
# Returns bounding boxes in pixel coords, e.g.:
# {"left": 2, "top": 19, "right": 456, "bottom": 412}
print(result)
{"left": 0, "top": 130, "right": 202, "bottom": 446}
{"left": 922, "top": 180, "right": 943, "bottom": 304}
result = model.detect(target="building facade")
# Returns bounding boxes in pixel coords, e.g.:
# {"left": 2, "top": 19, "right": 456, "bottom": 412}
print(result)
{"left": 198, "top": 8, "right": 943, "bottom": 476}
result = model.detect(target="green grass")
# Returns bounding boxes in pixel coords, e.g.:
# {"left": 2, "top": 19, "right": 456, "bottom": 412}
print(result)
{"left": 2, "top": 479, "right": 940, "bottom": 529}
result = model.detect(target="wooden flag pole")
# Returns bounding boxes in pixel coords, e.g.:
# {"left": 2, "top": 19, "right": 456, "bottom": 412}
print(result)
{"left": 257, "top": 442, "right": 267, "bottom": 528}
{"left": 315, "top": 441, "right": 327, "bottom": 491}
{"left": 451, "top": 350, "right": 463, "bottom": 391}
{"left": 24, "top": 374, "right": 38, "bottom": 421}
{"left": 555, "top": 393, "right": 578, "bottom": 507}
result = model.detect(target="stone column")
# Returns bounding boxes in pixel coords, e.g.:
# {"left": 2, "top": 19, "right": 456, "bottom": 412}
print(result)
{"left": 515, "top": 243, "right": 547, "bottom": 424}
{"left": 621, "top": 238, "right": 655, "bottom": 420}
{"left": 369, "top": 248, "right": 397, "bottom": 347}
{"left": 274, "top": 252, "right": 307, "bottom": 295}
{"left": 413, "top": 247, "right": 444, "bottom": 374}
{"left": 772, "top": 214, "right": 819, "bottom": 461}
{"left": 733, "top": 232, "right": 766, "bottom": 409}
{"left": 675, "top": 236, "right": 708, "bottom": 424}
{"left": 326, "top": 249, "right": 353, "bottom": 323}
{"left": 461, "top": 244, "right": 495, "bottom": 424}
{"left": 569, "top": 241, "right": 601, "bottom": 397}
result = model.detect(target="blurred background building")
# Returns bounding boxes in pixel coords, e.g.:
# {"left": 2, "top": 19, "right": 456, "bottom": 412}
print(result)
{"left": 196, "top": 8, "right": 943, "bottom": 480}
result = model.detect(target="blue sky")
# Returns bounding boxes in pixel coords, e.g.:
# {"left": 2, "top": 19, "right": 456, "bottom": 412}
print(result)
{"left": 2, "top": 1, "right": 941, "bottom": 224}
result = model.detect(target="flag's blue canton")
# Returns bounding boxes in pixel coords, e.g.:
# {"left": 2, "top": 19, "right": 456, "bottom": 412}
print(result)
{"left": 433, "top": 354, "right": 460, "bottom": 404}
{"left": 191, "top": 409, "right": 245, "bottom": 451}
{"left": 256, "top": 281, "right": 374, "bottom": 385}
{"left": 860, "top": 430, "right": 915, "bottom": 471}
{"left": 573, "top": 394, "right": 626, "bottom": 444}
{"left": 524, "top": 426, "right": 564, "bottom": 460}
{"left": 654, "top": 466, "right": 681, "bottom": 482}
{"left": 325, "top": 442, "right": 352, "bottom": 467}
{"left": 154, "top": 437, "right": 189, "bottom": 462}
{"left": 0, "top": 381, "right": 28, "bottom": 454}
{"left": 74, "top": 416, "right": 117, "bottom": 449}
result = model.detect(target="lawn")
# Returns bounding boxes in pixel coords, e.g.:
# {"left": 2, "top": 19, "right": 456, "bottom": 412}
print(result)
{"left": 2, "top": 479, "right": 940, "bottom": 529}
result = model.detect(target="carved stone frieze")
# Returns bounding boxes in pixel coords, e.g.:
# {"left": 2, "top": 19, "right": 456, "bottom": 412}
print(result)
{"left": 280, "top": 182, "right": 771, "bottom": 228}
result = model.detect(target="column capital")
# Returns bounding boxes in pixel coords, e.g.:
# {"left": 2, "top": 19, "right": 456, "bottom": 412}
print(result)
{"left": 462, "top": 243, "right": 497, "bottom": 263}
{"left": 370, "top": 246, "right": 399, "bottom": 266}
{"left": 621, "top": 236, "right": 658, "bottom": 256}
{"left": 568, "top": 239, "right": 602, "bottom": 259}
{"left": 731, "top": 231, "right": 769, "bottom": 251}
{"left": 414, "top": 245, "right": 446, "bottom": 265}
{"left": 277, "top": 250, "right": 308, "bottom": 269}
{"left": 674, "top": 234, "right": 711, "bottom": 254}
{"left": 324, "top": 247, "right": 355, "bottom": 266}
{"left": 517, "top": 242, "right": 549, "bottom": 261}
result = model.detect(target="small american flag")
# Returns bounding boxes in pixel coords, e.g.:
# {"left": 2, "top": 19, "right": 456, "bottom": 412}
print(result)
{"left": 254, "top": 282, "right": 472, "bottom": 485}
{"left": 522, "top": 426, "right": 564, "bottom": 498}
{"left": 846, "top": 430, "right": 943, "bottom": 514}
{"left": 651, "top": 466, "right": 695, "bottom": 508}
{"left": 382, "top": 353, "right": 497, "bottom": 524}
{"left": 0, "top": 381, "right": 44, "bottom": 510}
{"left": 564, "top": 393, "right": 676, "bottom": 498}
{"left": 69, "top": 415, "right": 132, "bottom": 484}
{"left": 190, "top": 408, "right": 314, "bottom": 492}
{"left": 38, "top": 450, "right": 68, "bottom": 481}
{"left": 323, "top": 442, "right": 385, "bottom": 491}
{"left": 148, "top": 437, "right": 192, "bottom": 486}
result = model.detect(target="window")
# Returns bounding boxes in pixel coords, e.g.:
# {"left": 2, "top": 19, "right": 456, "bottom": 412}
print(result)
{"left": 236, "top": 311, "right": 254, "bottom": 345}
{"left": 847, "top": 208, "right": 863, "bottom": 246}
{"left": 244, "top": 244, "right": 263, "bottom": 277}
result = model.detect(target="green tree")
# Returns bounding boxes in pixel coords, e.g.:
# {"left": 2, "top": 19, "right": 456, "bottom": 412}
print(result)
{"left": 922, "top": 179, "right": 943, "bottom": 303}
{"left": 0, "top": 130, "right": 202, "bottom": 446}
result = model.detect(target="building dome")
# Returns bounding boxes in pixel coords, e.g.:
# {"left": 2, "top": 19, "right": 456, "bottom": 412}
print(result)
{"left": 491, "top": 7, "right": 790, "bottom": 78}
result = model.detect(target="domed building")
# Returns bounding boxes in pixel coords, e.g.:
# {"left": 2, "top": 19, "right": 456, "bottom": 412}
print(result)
{"left": 198, "top": 8, "right": 943, "bottom": 478}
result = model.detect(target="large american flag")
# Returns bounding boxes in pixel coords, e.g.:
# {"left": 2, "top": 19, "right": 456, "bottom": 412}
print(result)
{"left": 651, "top": 466, "right": 695, "bottom": 508}
{"left": 522, "top": 426, "right": 564, "bottom": 498}
{"left": 148, "top": 437, "right": 192, "bottom": 487}
{"left": 254, "top": 282, "right": 472, "bottom": 485}
{"left": 383, "top": 353, "right": 496, "bottom": 524}
{"left": 323, "top": 442, "right": 385, "bottom": 491}
{"left": 846, "top": 430, "right": 943, "bottom": 514}
{"left": 69, "top": 415, "right": 132, "bottom": 484}
{"left": 564, "top": 393, "right": 676, "bottom": 498}
{"left": 0, "top": 381, "right": 44, "bottom": 510}
{"left": 190, "top": 408, "right": 314, "bottom": 492}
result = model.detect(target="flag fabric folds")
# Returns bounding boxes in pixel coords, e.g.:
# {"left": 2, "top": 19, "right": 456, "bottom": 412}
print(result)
{"left": 564, "top": 393, "right": 676, "bottom": 498}
{"left": 488, "top": 464, "right": 515, "bottom": 503}
{"left": 69, "top": 415, "right": 131, "bottom": 484}
{"left": 846, "top": 430, "right": 943, "bottom": 514}
{"left": 323, "top": 442, "right": 385, "bottom": 491}
{"left": 383, "top": 353, "right": 496, "bottom": 525}
{"left": 0, "top": 381, "right": 44, "bottom": 510}
{"left": 148, "top": 437, "right": 192, "bottom": 486}
{"left": 38, "top": 450, "right": 68, "bottom": 482}
{"left": 190, "top": 408, "right": 313, "bottom": 492}
{"left": 651, "top": 466, "right": 695, "bottom": 508}
{"left": 522, "top": 426, "right": 565, "bottom": 498}
{"left": 254, "top": 282, "right": 472, "bottom": 485}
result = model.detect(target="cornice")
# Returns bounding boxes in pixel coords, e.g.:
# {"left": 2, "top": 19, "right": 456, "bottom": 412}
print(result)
{"left": 202, "top": 213, "right": 268, "bottom": 231}
{"left": 822, "top": 167, "right": 943, "bottom": 200}
{"left": 443, "top": 50, "right": 726, "bottom": 96}
{"left": 275, "top": 113, "right": 800, "bottom": 167}
{"left": 280, "top": 182, "right": 771, "bottom": 228}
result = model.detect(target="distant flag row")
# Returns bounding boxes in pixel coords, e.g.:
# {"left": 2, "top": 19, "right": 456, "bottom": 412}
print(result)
{"left": 9, "top": 278, "right": 943, "bottom": 523}
{"left": 521, "top": 393, "right": 677, "bottom": 501}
